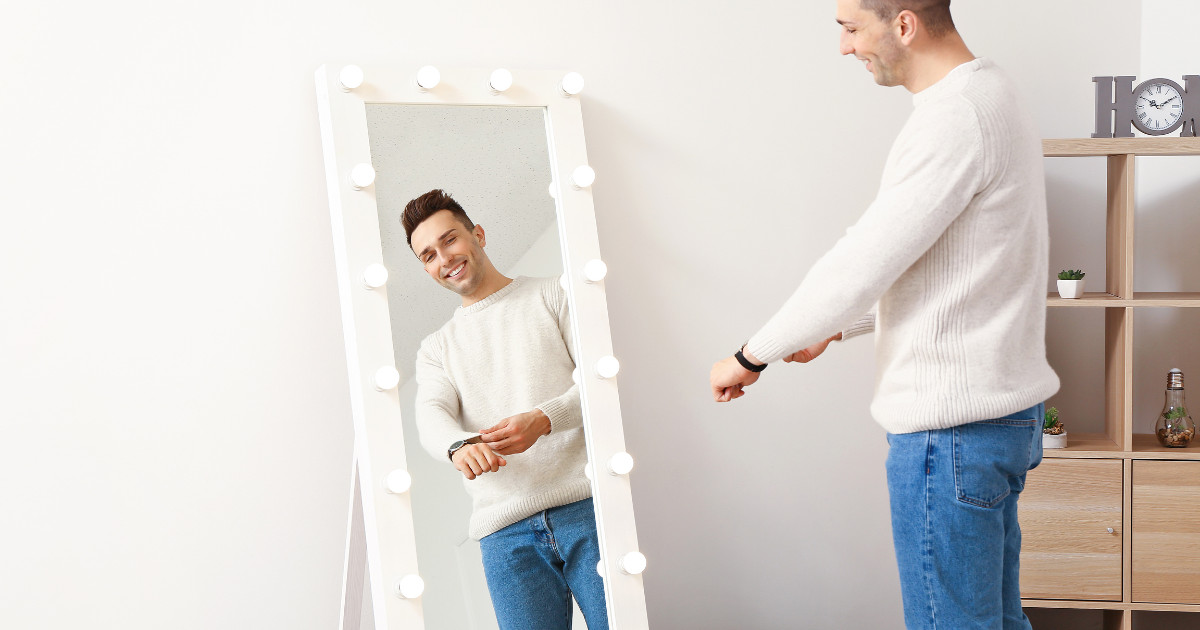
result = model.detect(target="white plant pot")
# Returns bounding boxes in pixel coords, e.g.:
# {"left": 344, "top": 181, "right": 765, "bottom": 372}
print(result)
{"left": 1043, "top": 430, "right": 1068, "bottom": 449}
{"left": 1057, "top": 279, "right": 1085, "bottom": 299}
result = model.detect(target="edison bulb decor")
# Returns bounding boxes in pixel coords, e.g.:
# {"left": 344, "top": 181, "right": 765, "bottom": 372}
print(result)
{"left": 339, "top": 65, "right": 364, "bottom": 91}
{"left": 620, "top": 551, "right": 647, "bottom": 575}
{"left": 384, "top": 469, "right": 412, "bottom": 494}
{"left": 350, "top": 164, "right": 376, "bottom": 190}
{"left": 489, "top": 68, "right": 513, "bottom": 92}
{"left": 416, "top": 65, "right": 441, "bottom": 90}
{"left": 595, "top": 355, "right": 620, "bottom": 379}
{"left": 608, "top": 452, "right": 634, "bottom": 476}
{"left": 561, "top": 71, "right": 585, "bottom": 96}
{"left": 395, "top": 574, "right": 425, "bottom": 599}
{"left": 571, "top": 165, "right": 596, "bottom": 189}
{"left": 363, "top": 264, "right": 389, "bottom": 289}
{"left": 1155, "top": 368, "right": 1195, "bottom": 447}
{"left": 374, "top": 366, "right": 401, "bottom": 391}
{"left": 583, "top": 259, "right": 608, "bottom": 283}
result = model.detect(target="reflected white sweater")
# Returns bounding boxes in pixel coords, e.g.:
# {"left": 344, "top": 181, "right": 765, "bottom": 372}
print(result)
{"left": 745, "top": 59, "right": 1060, "bottom": 433}
{"left": 414, "top": 276, "right": 590, "bottom": 539}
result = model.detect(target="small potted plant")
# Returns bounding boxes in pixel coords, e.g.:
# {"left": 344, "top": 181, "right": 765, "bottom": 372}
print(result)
{"left": 1043, "top": 406, "right": 1067, "bottom": 449}
{"left": 1057, "top": 269, "right": 1086, "bottom": 299}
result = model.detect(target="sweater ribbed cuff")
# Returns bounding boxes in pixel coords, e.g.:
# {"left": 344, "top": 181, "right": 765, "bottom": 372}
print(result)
{"left": 537, "top": 392, "right": 581, "bottom": 433}
{"left": 840, "top": 312, "right": 876, "bottom": 341}
{"left": 743, "top": 335, "right": 788, "bottom": 366}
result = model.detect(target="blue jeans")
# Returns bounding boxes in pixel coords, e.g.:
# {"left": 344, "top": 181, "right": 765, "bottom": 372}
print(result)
{"left": 478, "top": 498, "right": 609, "bottom": 630}
{"left": 886, "top": 403, "right": 1045, "bottom": 630}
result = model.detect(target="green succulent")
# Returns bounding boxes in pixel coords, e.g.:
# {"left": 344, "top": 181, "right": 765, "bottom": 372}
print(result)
{"left": 1058, "top": 269, "right": 1086, "bottom": 280}
{"left": 1163, "top": 407, "right": 1189, "bottom": 421}
{"left": 1044, "top": 406, "right": 1060, "bottom": 430}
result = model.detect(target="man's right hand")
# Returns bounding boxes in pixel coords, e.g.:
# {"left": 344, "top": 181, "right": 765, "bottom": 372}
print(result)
{"left": 451, "top": 443, "right": 507, "bottom": 480}
{"left": 782, "top": 333, "right": 842, "bottom": 364}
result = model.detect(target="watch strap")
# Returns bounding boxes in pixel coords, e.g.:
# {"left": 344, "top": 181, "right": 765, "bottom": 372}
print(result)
{"left": 735, "top": 345, "right": 767, "bottom": 373}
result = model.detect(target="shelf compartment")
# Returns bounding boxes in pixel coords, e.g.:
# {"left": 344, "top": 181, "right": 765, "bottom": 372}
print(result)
{"left": 1132, "top": 460, "right": 1200, "bottom": 604}
{"left": 1043, "top": 432, "right": 1124, "bottom": 458}
{"left": 1130, "top": 435, "right": 1200, "bottom": 460}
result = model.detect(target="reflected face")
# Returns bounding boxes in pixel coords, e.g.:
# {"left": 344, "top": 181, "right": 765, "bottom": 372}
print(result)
{"left": 837, "top": 0, "right": 908, "bottom": 87}
{"left": 411, "top": 209, "right": 490, "bottom": 297}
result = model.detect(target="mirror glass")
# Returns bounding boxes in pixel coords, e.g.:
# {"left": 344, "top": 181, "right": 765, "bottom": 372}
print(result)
{"left": 364, "top": 104, "right": 590, "bottom": 629}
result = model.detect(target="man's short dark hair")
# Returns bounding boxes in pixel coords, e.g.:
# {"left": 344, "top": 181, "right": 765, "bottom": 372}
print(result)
{"left": 402, "top": 189, "right": 476, "bottom": 248}
{"left": 859, "top": 0, "right": 955, "bottom": 38}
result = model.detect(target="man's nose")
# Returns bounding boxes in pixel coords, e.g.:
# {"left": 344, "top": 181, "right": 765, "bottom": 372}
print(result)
{"left": 839, "top": 31, "right": 853, "bottom": 55}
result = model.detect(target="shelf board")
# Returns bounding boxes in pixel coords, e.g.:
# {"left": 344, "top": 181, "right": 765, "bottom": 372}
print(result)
{"left": 1044, "top": 137, "right": 1200, "bottom": 157}
{"left": 1043, "top": 432, "right": 1123, "bottom": 458}
{"left": 1023, "top": 599, "right": 1200, "bottom": 613}
{"left": 1131, "top": 434, "right": 1200, "bottom": 459}
{"left": 1046, "top": 292, "right": 1200, "bottom": 307}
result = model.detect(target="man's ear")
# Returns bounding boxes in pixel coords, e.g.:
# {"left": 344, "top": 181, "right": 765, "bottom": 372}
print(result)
{"left": 473, "top": 224, "right": 486, "bottom": 247}
{"left": 896, "top": 9, "right": 918, "bottom": 44}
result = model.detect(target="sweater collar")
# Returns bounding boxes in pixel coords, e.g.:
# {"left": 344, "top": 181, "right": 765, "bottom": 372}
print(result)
{"left": 455, "top": 276, "right": 524, "bottom": 317}
{"left": 913, "top": 57, "right": 987, "bottom": 108}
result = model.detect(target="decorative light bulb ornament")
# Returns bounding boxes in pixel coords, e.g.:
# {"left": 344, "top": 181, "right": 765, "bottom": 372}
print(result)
{"left": 595, "top": 356, "right": 620, "bottom": 379}
{"left": 571, "top": 165, "right": 596, "bottom": 189}
{"left": 561, "top": 72, "right": 585, "bottom": 96}
{"left": 395, "top": 574, "right": 425, "bottom": 599}
{"left": 384, "top": 470, "right": 412, "bottom": 494}
{"left": 374, "top": 366, "right": 401, "bottom": 391}
{"left": 416, "top": 65, "right": 441, "bottom": 90}
{"left": 363, "top": 264, "right": 389, "bottom": 289}
{"left": 608, "top": 452, "right": 634, "bottom": 476}
{"left": 583, "top": 259, "right": 608, "bottom": 283}
{"left": 620, "top": 551, "right": 647, "bottom": 575}
{"left": 489, "top": 68, "right": 513, "bottom": 92}
{"left": 339, "top": 65, "right": 364, "bottom": 91}
{"left": 1155, "top": 368, "right": 1195, "bottom": 447}
{"left": 350, "top": 164, "right": 376, "bottom": 190}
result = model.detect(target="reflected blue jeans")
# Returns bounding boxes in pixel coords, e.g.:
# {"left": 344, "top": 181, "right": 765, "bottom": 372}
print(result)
{"left": 479, "top": 497, "right": 609, "bottom": 630}
{"left": 886, "top": 403, "right": 1045, "bottom": 630}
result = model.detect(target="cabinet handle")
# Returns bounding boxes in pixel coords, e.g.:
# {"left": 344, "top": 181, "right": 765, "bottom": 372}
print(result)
{"left": 1106, "top": 527, "right": 1115, "bottom": 534}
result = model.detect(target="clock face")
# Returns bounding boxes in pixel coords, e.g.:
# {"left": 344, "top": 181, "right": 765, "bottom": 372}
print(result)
{"left": 1135, "top": 81, "right": 1184, "bottom": 134}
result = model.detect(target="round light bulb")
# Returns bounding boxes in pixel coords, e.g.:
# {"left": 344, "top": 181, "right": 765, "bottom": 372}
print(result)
{"left": 571, "top": 367, "right": 580, "bottom": 385}
{"left": 620, "top": 551, "right": 647, "bottom": 576}
{"left": 363, "top": 264, "right": 389, "bottom": 289}
{"left": 560, "top": 272, "right": 569, "bottom": 291}
{"left": 596, "top": 560, "right": 606, "bottom": 578}
{"left": 561, "top": 72, "right": 585, "bottom": 96}
{"left": 584, "top": 462, "right": 594, "bottom": 481}
{"left": 384, "top": 469, "right": 412, "bottom": 494}
{"left": 596, "top": 356, "right": 620, "bottom": 379}
{"left": 489, "top": 68, "right": 513, "bottom": 92}
{"left": 339, "top": 65, "right": 364, "bottom": 91}
{"left": 395, "top": 574, "right": 425, "bottom": 599}
{"left": 375, "top": 366, "right": 401, "bottom": 391}
{"left": 548, "top": 181, "right": 557, "bottom": 199}
{"left": 350, "top": 163, "right": 376, "bottom": 190}
{"left": 416, "top": 65, "right": 441, "bottom": 89}
{"left": 583, "top": 259, "right": 608, "bottom": 283}
{"left": 571, "top": 165, "right": 596, "bottom": 189}
{"left": 608, "top": 452, "right": 634, "bottom": 476}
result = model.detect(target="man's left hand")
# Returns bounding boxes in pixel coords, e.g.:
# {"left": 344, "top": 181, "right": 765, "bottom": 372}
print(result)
{"left": 710, "top": 355, "right": 762, "bottom": 402}
{"left": 479, "top": 409, "right": 552, "bottom": 455}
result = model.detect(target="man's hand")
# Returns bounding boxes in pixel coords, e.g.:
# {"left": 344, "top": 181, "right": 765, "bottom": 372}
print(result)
{"left": 710, "top": 355, "right": 762, "bottom": 402}
{"left": 452, "top": 443, "right": 507, "bottom": 480}
{"left": 783, "top": 333, "right": 842, "bottom": 364}
{"left": 479, "top": 409, "right": 552, "bottom": 455}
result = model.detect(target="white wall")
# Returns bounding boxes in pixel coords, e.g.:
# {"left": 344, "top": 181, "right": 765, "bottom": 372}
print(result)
{"left": 0, "top": 1, "right": 1169, "bottom": 629}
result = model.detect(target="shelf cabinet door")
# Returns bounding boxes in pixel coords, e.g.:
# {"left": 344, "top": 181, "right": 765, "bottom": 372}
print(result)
{"left": 1019, "top": 458, "right": 1123, "bottom": 600}
{"left": 1132, "top": 460, "right": 1200, "bottom": 604}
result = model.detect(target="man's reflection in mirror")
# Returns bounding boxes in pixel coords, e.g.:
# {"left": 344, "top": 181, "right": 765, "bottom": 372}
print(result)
{"left": 405, "top": 189, "right": 608, "bottom": 629}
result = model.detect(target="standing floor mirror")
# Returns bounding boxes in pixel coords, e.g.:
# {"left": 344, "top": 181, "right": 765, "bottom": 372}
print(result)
{"left": 315, "top": 64, "right": 649, "bottom": 630}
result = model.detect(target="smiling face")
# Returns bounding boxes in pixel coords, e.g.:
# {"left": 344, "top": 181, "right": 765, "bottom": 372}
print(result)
{"left": 410, "top": 209, "right": 493, "bottom": 300}
{"left": 837, "top": 0, "right": 909, "bottom": 87}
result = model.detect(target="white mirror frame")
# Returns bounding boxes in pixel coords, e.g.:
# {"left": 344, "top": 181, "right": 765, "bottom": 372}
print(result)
{"left": 315, "top": 64, "right": 649, "bottom": 630}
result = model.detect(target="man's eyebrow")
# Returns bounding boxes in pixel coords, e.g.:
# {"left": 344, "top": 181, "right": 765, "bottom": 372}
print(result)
{"left": 415, "top": 228, "right": 457, "bottom": 259}
{"left": 836, "top": 18, "right": 855, "bottom": 26}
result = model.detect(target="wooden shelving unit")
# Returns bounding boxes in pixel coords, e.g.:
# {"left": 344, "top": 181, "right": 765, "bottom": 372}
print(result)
{"left": 1021, "top": 137, "right": 1200, "bottom": 630}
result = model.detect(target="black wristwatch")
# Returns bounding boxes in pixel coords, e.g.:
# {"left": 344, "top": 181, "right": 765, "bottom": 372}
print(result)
{"left": 735, "top": 344, "right": 767, "bottom": 373}
{"left": 447, "top": 435, "right": 484, "bottom": 461}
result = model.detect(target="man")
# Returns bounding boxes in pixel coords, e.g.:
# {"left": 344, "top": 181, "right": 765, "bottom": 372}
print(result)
{"left": 710, "top": 2, "right": 1060, "bottom": 629}
{"left": 406, "top": 189, "right": 607, "bottom": 629}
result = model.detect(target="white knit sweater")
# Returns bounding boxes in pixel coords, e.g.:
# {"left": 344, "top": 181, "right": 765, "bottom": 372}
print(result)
{"left": 745, "top": 58, "right": 1060, "bottom": 433}
{"left": 414, "top": 276, "right": 590, "bottom": 539}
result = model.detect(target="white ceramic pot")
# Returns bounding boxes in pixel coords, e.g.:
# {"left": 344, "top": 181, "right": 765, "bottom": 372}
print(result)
{"left": 1057, "top": 279, "right": 1085, "bottom": 299}
{"left": 1043, "top": 430, "right": 1068, "bottom": 449}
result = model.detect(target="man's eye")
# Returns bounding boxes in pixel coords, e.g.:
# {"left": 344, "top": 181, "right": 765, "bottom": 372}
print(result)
{"left": 446, "top": 237, "right": 456, "bottom": 244}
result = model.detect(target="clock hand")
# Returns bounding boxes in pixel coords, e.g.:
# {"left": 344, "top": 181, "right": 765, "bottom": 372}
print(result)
{"left": 1162, "top": 95, "right": 1180, "bottom": 106}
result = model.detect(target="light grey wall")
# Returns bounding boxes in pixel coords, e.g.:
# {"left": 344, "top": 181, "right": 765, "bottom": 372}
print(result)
{"left": 0, "top": 1, "right": 1168, "bottom": 629}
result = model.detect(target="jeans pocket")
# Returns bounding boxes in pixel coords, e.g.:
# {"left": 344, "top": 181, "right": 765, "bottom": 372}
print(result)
{"left": 952, "top": 416, "right": 1039, "bottom": 509}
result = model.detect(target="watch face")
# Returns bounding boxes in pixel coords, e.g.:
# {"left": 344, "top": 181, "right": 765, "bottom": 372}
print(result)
{"left": 1135, "top": 81, "right": 1184, "bottom": 134}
